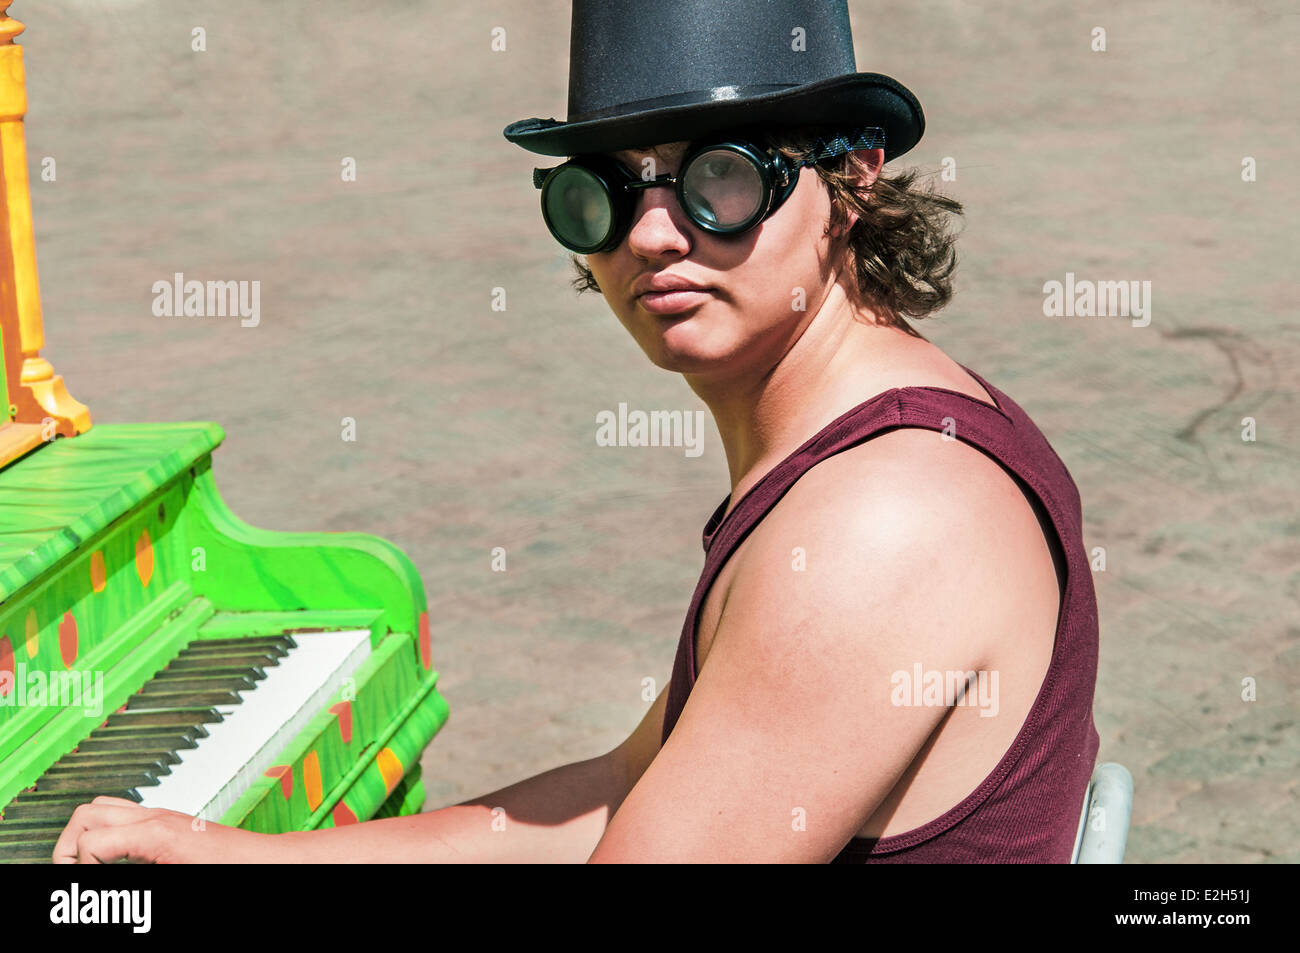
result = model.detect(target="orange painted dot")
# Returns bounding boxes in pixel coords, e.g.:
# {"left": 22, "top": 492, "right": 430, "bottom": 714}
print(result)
{"left": 58, "top": 612, "right": 78, "bottom": 669}
{"left": 24, "top": 608, "right": 38, "bottom": 658}
{"left": 135, "top": 528, "right": 154, "bottom": 587}
{"left": 265, "top": 764, "right": 292, "bottom": 800}
{"left": 332, "top": 801, "right": 358, "bottom": 827}
{"left": 418, "top": 611, "right": 432, "bottom": 670}
{"left": 376, "top": 747, "right": 402, "bottom": 796}
{"left": 89, "top": 550, "right": 107, "bottom": 593}
{"left": 329, "top": 700, "right": 353, "bottom": 744}
{"left": 0, "top": 636, "right": 13, "bottom": 697}
{"left": 303, "top": 750, "right": 323, "bottom": 811}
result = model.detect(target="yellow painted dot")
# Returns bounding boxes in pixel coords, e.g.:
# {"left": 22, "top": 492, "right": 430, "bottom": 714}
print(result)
{"left": 90, "top": 551, "right": 107, "bottom": 593}
{"left": 135, "top": 529, "right": 154, "bottom": 587}
{"left": 24, "top": 608, "right": 37, "bottom": 658}
{"left": 376, "top": 747, "right": 403, "bottom": 796}
{"left": 303, "top": 750, "right": 323, "bottom": 811}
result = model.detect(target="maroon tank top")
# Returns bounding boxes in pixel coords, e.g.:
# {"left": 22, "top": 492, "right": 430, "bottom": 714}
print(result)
{"left": 660, "top": 367, "right": 1100, "bottom": 862}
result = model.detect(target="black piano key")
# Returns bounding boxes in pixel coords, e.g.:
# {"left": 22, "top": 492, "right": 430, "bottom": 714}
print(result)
{"left": 35, "top": 773, "right": 160, "bottom": 794}
{"left": 10, "top": 792, "right": 94, "bottom": 806}
{"left": 0, "top": 841, "right": 59, "bottom": 859}
{"left": 140, "top": 674, "right": 258, "bottom": 693}
{"left": 179, "top": 635, "right": 290, "bottom": 648}
{"left": 104, "top": 708, "right": 223, "bottom": 729}
{"left": 18, "top": 784, "right": 136, "bottom": 797}
{"left": 179, "top": 642, "right": 290, "bottom": 659}
{"left": 0, "top": 834, "right": 59, "bottom": 854}
{"left": 12, "top": 788, "right": 145, "bottom": 804}
{"left": 1, "top": 792, "right": 137, "bottom": 823}
{"left": 75, "top": 733, "right": 200, "bottom": 754}
{"left": 139, "top": 676, "right": 250, "bottom": 691}
{"left": 3, "top": 807, "right": 84, "bottom": 825}
{"left": 46, "top": 757, "right": 173, "bottom": 777}
{"left": 153, "top": 665, "right": 267, "bottom": 680}
{"left": 167, "top": 651, "right": 280, "bottom": 668}
{"left": 89, "top": 724, "right": 207, "bottom": 742}
{"left": 0, "top": 834, "right": 58, "bottom": 849}
{"left": 126, "top": 690, "right": 242, "bottom": 709}
{"left": 0, "top": 816, "right": 65, "bottom": 826}
{"left": 187, "top": 635, "right": 296, "bottom": 651}
{"left": 0, "top": 823, "right": 66, "bottom": 852}
{"left": 165, "top": 653, "right": 281, "bottom": 672}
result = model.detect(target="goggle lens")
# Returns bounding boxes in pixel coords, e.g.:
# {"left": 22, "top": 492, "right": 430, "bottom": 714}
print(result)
{"left": 543, "top": 164, "right": 614, "bottom": 251}
{"left": 680, "top": 148, "right": 766, "bottom": 229}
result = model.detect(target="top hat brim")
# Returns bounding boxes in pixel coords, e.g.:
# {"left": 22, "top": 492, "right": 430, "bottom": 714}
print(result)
{"left": 503, "top": 72, "right": 924, "bottom": 162}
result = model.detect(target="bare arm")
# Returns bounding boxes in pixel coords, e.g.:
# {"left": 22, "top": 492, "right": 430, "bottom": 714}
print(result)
{"left": 292, "top": 684, "right": 670, "bottom": 863}
{"left": 280, "top": 752, "right": 624, "bottom": 863}
{"left": 55, "top": 686, "right": 670, "bottom": 864}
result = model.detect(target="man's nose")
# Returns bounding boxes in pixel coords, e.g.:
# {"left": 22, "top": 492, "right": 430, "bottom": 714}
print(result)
{"left": 625, "top": 183, "right": 693, "bottom": 258}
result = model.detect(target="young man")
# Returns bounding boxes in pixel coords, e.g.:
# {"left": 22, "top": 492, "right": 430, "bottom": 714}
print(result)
{"left": 54, "top": 0, "right": 1098, "bottom": 863}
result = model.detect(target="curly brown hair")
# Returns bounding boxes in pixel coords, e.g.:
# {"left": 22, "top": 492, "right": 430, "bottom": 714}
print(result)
{"left": 565, "top": 125, "right": 964, "bottom": 335}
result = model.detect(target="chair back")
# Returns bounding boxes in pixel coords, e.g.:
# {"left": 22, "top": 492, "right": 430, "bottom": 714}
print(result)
{"left": 1071, "top": 761, "right": 1134, "bottom": 863}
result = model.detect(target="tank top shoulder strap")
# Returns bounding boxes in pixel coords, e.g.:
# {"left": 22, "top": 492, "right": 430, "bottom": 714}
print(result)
{"left": 700, "top": 367, "right": 1020, "bottom": 564}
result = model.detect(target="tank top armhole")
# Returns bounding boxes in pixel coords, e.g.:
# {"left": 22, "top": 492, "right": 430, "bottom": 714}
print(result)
{"left": 841, "top": 389, "right": 1082, "bottom": 856}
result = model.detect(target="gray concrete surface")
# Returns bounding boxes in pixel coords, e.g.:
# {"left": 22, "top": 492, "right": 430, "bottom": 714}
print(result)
{"left": 16, "top": 0, "right": 1299, "bottom": 862}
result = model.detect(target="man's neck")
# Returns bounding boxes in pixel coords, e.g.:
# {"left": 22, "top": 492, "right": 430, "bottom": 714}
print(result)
{"left": 684, "top": 284, "right": 926, "bottom": 510}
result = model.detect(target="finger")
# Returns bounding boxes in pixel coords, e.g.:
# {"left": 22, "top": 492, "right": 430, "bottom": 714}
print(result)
{"left": 52, "top": 801, "right": 156, "bottom": 864}
{"left": 75, "top": 818, "right": 174, "bottom": 865}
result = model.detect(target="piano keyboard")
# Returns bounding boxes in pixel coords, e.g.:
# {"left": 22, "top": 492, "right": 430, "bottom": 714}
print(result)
{"left": 0, "top": 628, "right": 370, "bottom": 863}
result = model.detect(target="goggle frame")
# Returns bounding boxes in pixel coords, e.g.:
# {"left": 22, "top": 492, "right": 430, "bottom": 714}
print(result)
{"left": 532, "top": 126, "right": 886, "bottom": 254}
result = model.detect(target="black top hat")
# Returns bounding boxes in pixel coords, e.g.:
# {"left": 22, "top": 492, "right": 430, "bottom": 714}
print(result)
{"left": 503, "top": 0, "right": 924, "bottom": 161}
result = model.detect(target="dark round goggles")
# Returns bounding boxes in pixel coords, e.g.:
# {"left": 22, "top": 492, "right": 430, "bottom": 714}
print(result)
{"left": 531, "top": 126, "right": 885, "bottom": 254}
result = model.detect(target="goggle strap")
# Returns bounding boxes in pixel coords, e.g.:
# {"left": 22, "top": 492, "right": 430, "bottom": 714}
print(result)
{"left": 799, "top": 126, "right": 887, "bottom": 166}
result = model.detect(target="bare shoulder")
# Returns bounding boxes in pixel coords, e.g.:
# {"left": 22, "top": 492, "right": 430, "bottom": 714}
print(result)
{"left": 791, "top": 426, "right": 1024, "bottom": 523}
{"left": 729, "top": 426, "right": 1061, "bottom": 670}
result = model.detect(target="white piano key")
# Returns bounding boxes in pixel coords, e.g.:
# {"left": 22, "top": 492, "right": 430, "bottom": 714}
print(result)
{"left": 137, "top": 629, "right": 371, "bottom": 820}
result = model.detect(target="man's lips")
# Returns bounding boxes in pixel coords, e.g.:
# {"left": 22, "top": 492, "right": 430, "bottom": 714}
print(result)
{"left": 637, "top": 288, "right": 716, "bottom": 314}
{"left": 633, "top": 274, "right": 717, "bottom": 314}
{"left": 632, "top": 273, "right": 713, "bottom": 296}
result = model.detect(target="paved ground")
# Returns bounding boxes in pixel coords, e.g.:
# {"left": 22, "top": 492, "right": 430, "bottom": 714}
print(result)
{"left": 18, "top": 0, "right": 1298, "bottom": 862}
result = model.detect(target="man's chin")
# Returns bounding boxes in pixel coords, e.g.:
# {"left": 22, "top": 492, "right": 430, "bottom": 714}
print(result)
{"left": 626, "top": 309, "right": 741, "bottom": 371}
{"left": 640, "top": 342, "right": 732, "bottom": 374}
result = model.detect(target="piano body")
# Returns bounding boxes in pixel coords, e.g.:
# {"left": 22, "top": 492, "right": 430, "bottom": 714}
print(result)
{"left": 0, "top": 2, "right": 449, "bottom": 861}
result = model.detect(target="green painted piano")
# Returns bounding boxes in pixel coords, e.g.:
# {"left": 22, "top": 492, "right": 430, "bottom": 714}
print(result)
{"left": 0, "top": 2, "right": 449, "bottom": 861}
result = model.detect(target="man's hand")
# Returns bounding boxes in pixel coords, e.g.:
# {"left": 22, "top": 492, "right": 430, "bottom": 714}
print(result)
{"left": 52, "top": 796, "right": 274, "bottom": 863}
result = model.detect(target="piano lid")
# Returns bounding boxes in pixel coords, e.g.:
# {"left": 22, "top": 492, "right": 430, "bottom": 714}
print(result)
{"left": 0, "top": 422, "right": 224, "bottom": 602}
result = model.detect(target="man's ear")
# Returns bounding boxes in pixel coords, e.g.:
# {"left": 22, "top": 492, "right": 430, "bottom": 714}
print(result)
{"left": 829, "top": 147, "right": 883, "bottom": 238}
